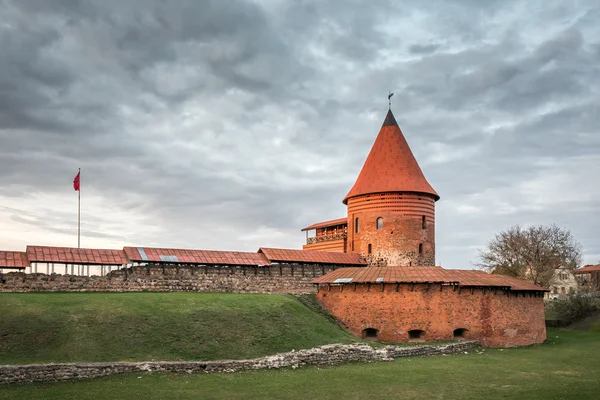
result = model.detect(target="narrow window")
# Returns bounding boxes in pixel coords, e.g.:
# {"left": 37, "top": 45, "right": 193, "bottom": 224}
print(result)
{"left": 368, "top": 244, "right": 372, "bottom": 254}
{"left": 422, "top": 216, "right": 426, "bottom": 229}
{"left": 408, "top": 330, "right": 425, "bottom": 341}
{"left": 453, "top": 328, "right": 468, "bottom": 339}
{"left": 362, "top": 328, "right": 379, "bottom": 340}
{"left": 418, "top": 243, "right": 423, "bottom": 255}
{"left": 376, "top": 217, "right": 383, "bottom": 230}
{"left": 355, "top": 218, "right": 359, "bottom": 233}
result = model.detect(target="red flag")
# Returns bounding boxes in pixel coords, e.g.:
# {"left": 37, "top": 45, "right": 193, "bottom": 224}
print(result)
{"left": 73, "top": 171, "right": 80, "bottom": 191}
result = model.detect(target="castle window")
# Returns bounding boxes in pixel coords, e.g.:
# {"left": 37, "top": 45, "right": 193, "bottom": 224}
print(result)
{"left": 362, "top": 328, "right": 379, "bottom": 340}
{"left": 376, "top": 217, "right": 383, "bottom": 230}
{"left": 355, "top": 218, "right": 360, "bottom": 233}
{"left": 422, "top": 216, "right": 426, "bottom": 229}
{"left": 418, "top": 243, "right": 423, "bottom": 255}
{"left": 368, "top": 244, "right": 372, "bottom": 254}
{"left": 408, "top": 329, "right": 425, "bottom": 341}
{"left": 453, "top": 328, "right": 468, "bottom": 339}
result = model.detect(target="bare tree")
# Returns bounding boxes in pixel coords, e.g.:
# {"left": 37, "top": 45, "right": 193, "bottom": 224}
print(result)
{"left": 477, "top": 224, "right": 582, "bottom": 287}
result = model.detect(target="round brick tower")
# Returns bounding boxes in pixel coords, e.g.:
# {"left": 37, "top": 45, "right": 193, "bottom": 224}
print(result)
{"left": 343, "top": 109, "right": 439, "bottom": 266}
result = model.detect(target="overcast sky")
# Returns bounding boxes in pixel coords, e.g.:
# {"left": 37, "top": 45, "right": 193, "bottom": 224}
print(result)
{"left": 1, "top": 0, "right": 599, "bottom": 269}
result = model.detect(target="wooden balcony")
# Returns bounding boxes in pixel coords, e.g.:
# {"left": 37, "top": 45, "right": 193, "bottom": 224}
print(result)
{"left": 306, "top": 232, "right": 347, "bottom": 245}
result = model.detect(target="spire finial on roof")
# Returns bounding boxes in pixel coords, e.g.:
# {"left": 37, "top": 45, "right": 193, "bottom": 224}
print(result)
{"left": 388, "top": 91, "right": 394, "bottom": 109}
{"left": 382, "top": 108, "right": 398, "bottom": 127}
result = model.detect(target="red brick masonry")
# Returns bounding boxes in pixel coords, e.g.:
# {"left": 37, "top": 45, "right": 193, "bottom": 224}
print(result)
{"left": 316, "top": 284, "right": 546, "bottom": 347}
{"left": 314, "top": 267, "right": 547, "bottom": 347}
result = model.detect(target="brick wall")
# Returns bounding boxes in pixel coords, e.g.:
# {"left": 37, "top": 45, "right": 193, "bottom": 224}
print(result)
{"left": 346, "top": 193, "right": 436, "bottom": 266}
{"left": 0, "top": 264, "right": 338, "bottom": 293}
{"left": 316, "top": 283, "right": 546, "bottom": 347}
{"left": 0, "top": 341, "right": 478, "bottom": 385}
{"left": 302, "top": 239, "right": 346, "bottom": 252}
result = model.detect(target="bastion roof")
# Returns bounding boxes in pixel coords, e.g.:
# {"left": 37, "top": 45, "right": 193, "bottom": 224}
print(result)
{"left": 343, "top": 109, "right": 439, "bottom": 204}
{"left": 313, "top": 266, "right": 548, "bottom": 292}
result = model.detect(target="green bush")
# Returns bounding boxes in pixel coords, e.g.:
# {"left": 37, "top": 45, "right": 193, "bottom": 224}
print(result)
{"left": 546, "top": 291, "right": 600, "bottom": 321}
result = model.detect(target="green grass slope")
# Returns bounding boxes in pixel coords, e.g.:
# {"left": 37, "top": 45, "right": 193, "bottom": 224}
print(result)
{"left": 3, "top": 322, "right": 600, "bottom": 400}
{"left": 0, "top": 293, "right": 356, "bottom": 364}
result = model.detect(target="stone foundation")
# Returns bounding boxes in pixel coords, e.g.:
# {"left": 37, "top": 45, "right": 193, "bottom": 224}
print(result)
{"left": 0, "top": 264, "right": 337, "bottom": 293}
{"left": 0, "top": 341, "right": 478, "bottom": 385}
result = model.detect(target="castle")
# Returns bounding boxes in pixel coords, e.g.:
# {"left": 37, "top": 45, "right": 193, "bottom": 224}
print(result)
{"left": 0, "top": 108, "right": 548, "bottom": 347}
{"left": 302, "top": 109, "right": 437, "bottom": 267}
{"left": 304, "top": 108, "right": 548, "bottom": 347}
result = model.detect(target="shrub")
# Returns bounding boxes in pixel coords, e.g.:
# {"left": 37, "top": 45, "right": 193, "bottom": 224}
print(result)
{"left": 546, "top": 291, "right": 600, "bottom": 321}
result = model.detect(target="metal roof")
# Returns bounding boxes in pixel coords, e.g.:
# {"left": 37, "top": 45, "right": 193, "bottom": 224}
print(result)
{"left": 3, "top": 245, "right": 367, "bottom": 268}
{"left": 26, "top": 246, "right": 128, "bottom": 266}
{"left": 259, "top": 247, "right": 366, "bottom": 265}
{"left": 0, "top": 251, "right": 29, "bottom": 269}
{"left": 124, "top": 247, "right": 270, "bottom": 266}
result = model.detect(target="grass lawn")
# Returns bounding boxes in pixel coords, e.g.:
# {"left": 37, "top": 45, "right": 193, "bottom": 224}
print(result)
{"left": 0, "top": 292, "right": 355, "bottom": 364}
{"left": 2, "top": 323, "right": 600, "bottom": 399}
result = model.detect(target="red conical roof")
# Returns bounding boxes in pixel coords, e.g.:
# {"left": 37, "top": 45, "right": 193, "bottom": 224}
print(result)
{"left": 343, "top": 110, "right": 439, "bottom": 204}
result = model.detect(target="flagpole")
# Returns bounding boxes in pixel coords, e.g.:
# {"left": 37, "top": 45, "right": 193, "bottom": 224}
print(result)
{"left": 78, "top": 168, "right": 81, "bottom": 249}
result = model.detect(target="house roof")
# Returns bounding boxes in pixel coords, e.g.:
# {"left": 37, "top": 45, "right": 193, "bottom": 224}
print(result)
{"left": 572, "top": 264, "right": 600, "bottom": 274}
{"left": 313, "top": 266, "right": 548, "bottom": 291}
{"left": 258, "top": 247, "right": 366, "bottom": 265}
{"left": 124, "top": 247, "right": 270, "bottom": 266}
{"left": 301, "top": 217, "right": 347, "bottom": 231}
{"left": 343, "top": 109, "right": 439, "bottom": 204}
{"left": 0, "top": 251, "right": 29, "bottom": 269}
{"left": 26, "top": 246, "right": 128, "bottom": 265}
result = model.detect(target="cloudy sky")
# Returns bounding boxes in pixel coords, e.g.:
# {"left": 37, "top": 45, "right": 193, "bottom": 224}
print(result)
{"left": 1, "top": 0, "right": 599, "bottom": 269}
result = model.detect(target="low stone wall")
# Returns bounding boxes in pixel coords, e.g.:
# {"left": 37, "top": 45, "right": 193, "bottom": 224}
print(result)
{"left": 0, "top": 264, "right": 337, "bottom": 294}
{"left": 0, "top": 341, "right": 478, "bottom": 385}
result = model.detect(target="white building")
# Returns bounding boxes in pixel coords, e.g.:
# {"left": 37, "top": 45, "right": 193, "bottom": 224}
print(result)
{"left": 546, "top": 266, "right": 579, "bottom": 299}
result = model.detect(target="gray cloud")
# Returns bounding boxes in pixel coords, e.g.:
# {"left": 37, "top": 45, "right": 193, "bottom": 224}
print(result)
{"left": 409, "top": 43, "right": 441, "bottom": 55}
{"left": 1, "top": 0, "right": 599, "bottom": 268}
